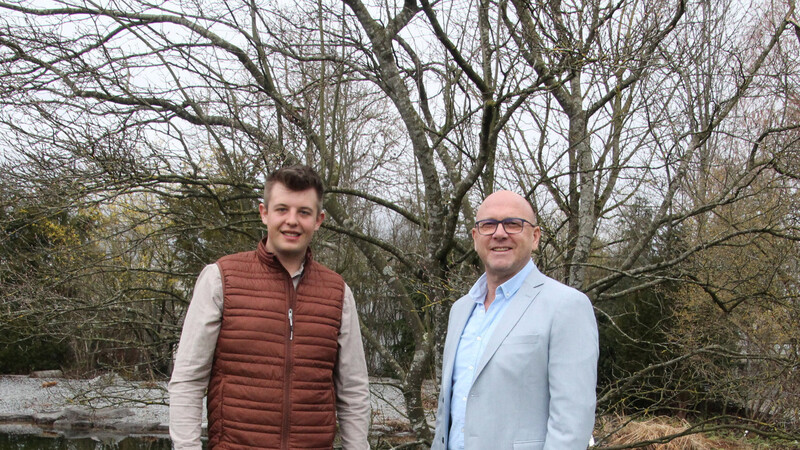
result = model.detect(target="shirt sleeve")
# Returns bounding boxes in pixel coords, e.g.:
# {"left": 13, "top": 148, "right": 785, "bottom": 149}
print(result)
{"left": 334, "top": 283, "right": 371, "bottom": 449}
{"left": 168, "top": 264, "right": 224, "bottom": 450}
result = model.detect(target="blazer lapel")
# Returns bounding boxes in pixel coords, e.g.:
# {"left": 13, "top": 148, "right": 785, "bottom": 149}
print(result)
{"left": 474, "top": 268, "right": 545, "bottom": 378}
{"left": 441, "top": 298, "right": 475, "bottom": 390}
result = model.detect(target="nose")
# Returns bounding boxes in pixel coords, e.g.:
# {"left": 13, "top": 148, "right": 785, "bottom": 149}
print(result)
{"left": 492, "top": 223, "right": 509, "bottom": 238}
{"left": 285, "top": 209, "right": 299, "bottom": 225}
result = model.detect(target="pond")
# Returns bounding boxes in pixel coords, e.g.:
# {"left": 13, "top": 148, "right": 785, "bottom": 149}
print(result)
{"left": 0, "top": 424, "right": 176, "bottom": 450}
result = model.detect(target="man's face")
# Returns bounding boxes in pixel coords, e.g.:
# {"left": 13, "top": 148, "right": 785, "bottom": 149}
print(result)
{"left": 259, "top": 182, "right": 324, "bottom": 262}
{"left": 472, "top": 191, "right": 540, "bottom": 284}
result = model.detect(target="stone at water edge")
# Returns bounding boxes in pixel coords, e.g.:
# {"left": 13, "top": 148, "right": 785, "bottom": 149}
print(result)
{"left": 29, "top": 370, "right": 64, "bottom": 378}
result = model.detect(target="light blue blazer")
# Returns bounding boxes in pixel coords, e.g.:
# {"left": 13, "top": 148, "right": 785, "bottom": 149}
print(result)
{"left": 432, "top": 264, "right": 599, "bottom": 450}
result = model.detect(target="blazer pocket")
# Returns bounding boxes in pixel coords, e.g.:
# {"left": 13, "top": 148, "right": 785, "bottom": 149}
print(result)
{"left": 503, "top": 334, "right": 540, "bottom": 345}
{"left": 513, "top": 440, "right": 544, "bottom": 450}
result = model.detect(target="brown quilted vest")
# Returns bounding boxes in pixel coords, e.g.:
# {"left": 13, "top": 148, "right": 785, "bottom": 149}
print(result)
{"left": 207, "top": 237, "right": 345, "bottom": 449}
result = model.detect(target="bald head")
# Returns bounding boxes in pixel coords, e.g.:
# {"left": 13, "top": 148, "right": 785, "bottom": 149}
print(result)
{"left": 476, "top": 190, "right": 536, "bottom": 224}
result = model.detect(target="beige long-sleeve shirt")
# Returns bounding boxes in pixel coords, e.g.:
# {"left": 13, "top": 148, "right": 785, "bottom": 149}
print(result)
{"left": 168, "top": 263, "right": 371, "bottom": 449}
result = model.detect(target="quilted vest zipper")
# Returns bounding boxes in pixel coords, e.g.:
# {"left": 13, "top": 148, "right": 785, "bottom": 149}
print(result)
{"left": 288, "top": 308, "right": 294, "bottom": 340}
{"left": 281, "top": 277, "right": 297, "bottom": 450}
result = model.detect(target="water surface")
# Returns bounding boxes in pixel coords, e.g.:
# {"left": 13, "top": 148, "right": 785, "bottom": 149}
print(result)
{"left": 0, "top": 424, "right": 172, "bottom": 450}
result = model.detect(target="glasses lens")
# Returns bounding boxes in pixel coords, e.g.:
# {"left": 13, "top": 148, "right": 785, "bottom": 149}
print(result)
{"left": 503, "top": 219, "right": 524, "bottom": 233}
{"left": 478, "top": 220, "right": 498, "bottom": 235}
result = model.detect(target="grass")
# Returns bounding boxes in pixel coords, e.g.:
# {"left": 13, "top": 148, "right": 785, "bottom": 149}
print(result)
{"left": 595, "top": 416, "right": 800, "bottom": 449}
{"left": 597, "top": 416, "right": 715, "bottom": 449}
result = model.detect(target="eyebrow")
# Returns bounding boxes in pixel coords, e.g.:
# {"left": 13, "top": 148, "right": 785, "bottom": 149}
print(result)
{"left": 272, "top": 203, "right": 315, "bottom": 212}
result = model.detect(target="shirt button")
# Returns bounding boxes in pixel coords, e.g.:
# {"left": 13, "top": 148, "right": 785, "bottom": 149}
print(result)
{"left": 462, "top": 396, "right": 467, "bottom": 401}
{"left": 468, "top": 365, "right": 474, "bottom": 370}
{"left": 476, "top": 336, "right": 481, "bottom": 341}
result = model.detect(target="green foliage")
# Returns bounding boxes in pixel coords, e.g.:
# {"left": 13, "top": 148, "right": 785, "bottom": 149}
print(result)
{"left": 0, "top": 319, "right": 71, "bottom": 374}
{"left": 595, "top": 198, "right": 690, "bottom": 413}
{"left": 0, "top": 156, "right": 269, "bottom": 377}
{"left": 597, "top": 288, "right": 675, "bottom": 389}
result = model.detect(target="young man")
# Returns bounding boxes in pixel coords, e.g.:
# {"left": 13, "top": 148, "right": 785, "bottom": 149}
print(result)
{"left": 169, "top": 165, "right": 370, "bottom": 449}
{"left": 432, "top": 190, "right": 598, "bottom": 450}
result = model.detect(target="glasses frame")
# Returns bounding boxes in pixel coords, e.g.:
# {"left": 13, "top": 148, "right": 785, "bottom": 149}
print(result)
{"left": 474, "top": 217, "right": 537, "bottom": 235}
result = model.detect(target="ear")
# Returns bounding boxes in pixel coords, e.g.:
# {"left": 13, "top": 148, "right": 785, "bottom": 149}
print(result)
{"left": 314, "top": 211, "right": 325, "bottom": 230}
{"left": 259, "top": 203, "right": 269, "bottom": 226}
{"left": 531, "top": 226, "right": 542, "bottom": 251}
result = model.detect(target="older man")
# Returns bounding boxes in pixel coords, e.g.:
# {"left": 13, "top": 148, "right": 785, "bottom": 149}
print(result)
{"left": 433, "top": 190, "right": 598, "bottom": 450}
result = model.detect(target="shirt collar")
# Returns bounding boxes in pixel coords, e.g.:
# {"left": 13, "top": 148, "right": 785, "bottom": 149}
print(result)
{"left": 292, "top": 263, "right": 305, "bottom": 279}
{"left": 468, "top": 259, "right": 535, "bottom": 305}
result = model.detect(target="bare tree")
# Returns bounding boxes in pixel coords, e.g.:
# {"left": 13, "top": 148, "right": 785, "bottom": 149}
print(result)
{"left": 2, "top": 0, "right": 800, "bottom": 446}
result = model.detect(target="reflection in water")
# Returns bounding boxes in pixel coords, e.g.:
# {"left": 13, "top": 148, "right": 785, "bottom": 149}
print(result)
{"left": 0, "top": 429, "right": 172, "bottom": 449}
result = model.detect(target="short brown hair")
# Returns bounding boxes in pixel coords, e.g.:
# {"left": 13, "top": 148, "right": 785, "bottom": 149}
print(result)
{"left": 263, "top": 164, "right": 324, "bottom": 213}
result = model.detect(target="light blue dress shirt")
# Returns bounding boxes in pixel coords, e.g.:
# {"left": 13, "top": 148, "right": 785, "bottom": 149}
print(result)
{"left": 447, "top": 259, "right": 535, "bottom": 450}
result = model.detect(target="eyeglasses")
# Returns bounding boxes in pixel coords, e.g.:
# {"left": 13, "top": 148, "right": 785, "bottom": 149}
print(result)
{"left": 474, "top": 218, "right": 537, "bottom": 235}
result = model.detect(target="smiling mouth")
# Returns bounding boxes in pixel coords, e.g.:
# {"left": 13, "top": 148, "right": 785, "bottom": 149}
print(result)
{"left": 282, "top": 231, "right": 301, "bottom": 237}
{"left": 491, "top": 247, "right": 512, "bottom": 252}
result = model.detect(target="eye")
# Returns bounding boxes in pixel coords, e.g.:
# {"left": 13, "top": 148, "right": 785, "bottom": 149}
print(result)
{"left": 504, "top": 219, "right": 523, "bottom": 232}
{"left": 476, "top": 220, "right": 499, "bottom": 234}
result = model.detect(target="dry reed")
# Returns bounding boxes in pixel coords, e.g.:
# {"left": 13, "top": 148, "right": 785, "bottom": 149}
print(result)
{"left": 600, "top": 416, "right": 717, "bottom": 449}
